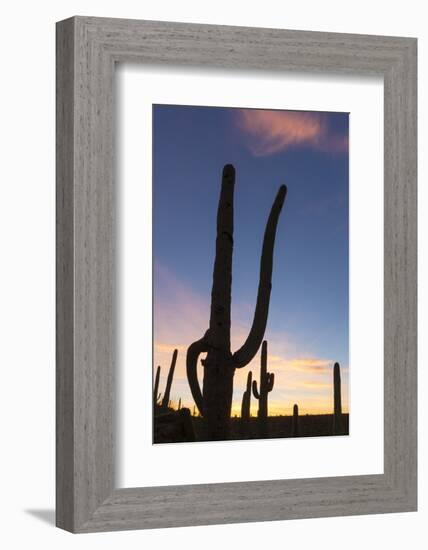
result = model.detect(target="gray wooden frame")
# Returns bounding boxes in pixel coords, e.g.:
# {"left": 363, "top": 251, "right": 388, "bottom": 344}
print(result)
{"left": 56, "top": 16, "right": 417, "bottom": 533}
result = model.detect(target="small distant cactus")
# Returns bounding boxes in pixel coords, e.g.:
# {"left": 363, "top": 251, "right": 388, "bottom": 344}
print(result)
{"left": 161, "top": 349, "right": 178, "bottom": 411}
{"left": 153, "top": 365, "right": 161, "bottom": 406}
{"left": 252, "top": 340, "right": 274, "bottom": 437}
{"left": 178, "top": 398, "right": 182, "bottom": 410}
{"left": 241, "top": 371, "right": 253, "bottom": 420}
{"left": 332, "top": 362, "right": 343, "bottom": 435}
{"left": 291, "top": 403, "right": 299, "bottom": 437}
{"left": 240, "top": 371, "right": 253, "bottom": 434}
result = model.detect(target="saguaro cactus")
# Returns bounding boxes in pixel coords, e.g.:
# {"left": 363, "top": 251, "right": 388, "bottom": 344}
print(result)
{"left": 161, "top": 349, "right": 178, "bottom": 410}
{"left": 153, "top": 365, "right": 161, "bottom": 406}
{"left": 332, "top": 362, "right": 343, "bottom": 434}
{"left": 291, "top": 403, "right": 299, "bottom": 437}
{"left": 252, "top": 340, "right": 275, "bottom": 437}
{"left": 240, "top": 371, "right": 253, "bottom": 434}
{"left": 186, "top": 164, "right": 287, "bottom": 440}
{"left": 178, "top": 398, "right": 182, "bottom": 410}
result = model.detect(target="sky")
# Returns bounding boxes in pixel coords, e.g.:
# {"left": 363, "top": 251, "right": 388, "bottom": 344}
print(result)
{"left": 153, "top": 104, "right": 349, "bottom": 416}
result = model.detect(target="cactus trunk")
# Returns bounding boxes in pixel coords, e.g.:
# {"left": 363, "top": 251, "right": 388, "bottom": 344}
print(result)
{"left": 201, "top": 165, "right": 234, "bottom": 439}
{"left": 252, "top": 340, "right": 275, "bottom": 438}
{"left": 203, "top": 363, "right": 235, "bottom": 439}
{"left": 161, "top": 349, "right": 178, "bottom": 410}
{"left": 332, "top": 362, "right": 343, "bottom": 434}
{"left": 186, "top": 165, "right": 286, "bottom": 440}
{"left": 291, "top": 403, "right": 299, "bottom": 437}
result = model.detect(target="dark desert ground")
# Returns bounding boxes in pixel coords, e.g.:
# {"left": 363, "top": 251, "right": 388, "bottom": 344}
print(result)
{"left": 154, "top": 410, "right": 349, "bottom": 444}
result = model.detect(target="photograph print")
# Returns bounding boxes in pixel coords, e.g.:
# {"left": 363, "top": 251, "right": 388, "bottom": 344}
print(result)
{"left": 152, "top": 104, "right": 349, "bottom": 444}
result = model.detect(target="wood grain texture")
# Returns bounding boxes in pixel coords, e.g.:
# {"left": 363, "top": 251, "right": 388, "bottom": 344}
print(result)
{"left": 56, "top": 18, "right": 75, "bottom": 531}
{"left": 56, "top": 16, "right": 417, "bottom": 532}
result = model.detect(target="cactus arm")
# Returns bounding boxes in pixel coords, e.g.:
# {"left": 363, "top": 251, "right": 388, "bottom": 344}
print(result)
{"left": 153, "top": 365, "right": 161, "bottom": 403}
{"left": 252, "top": 380, "right": 260, "bottom": 400}
{"left": 241, "top": 392, "right": 246, "bottom": 414}
{"left": 246, "top": 371, "right": 253, "bottom": 394}
{"left": 186, "top": 337, "right": 207, "bottom": 416}
{"left": 232, "top": 185, "right": 287, "bottom": 368}
{"left": 161, "top": 349, "right": 178, "bottom": 409}
{"left": 267, "top": 372, "right": 275, "bottom": 392}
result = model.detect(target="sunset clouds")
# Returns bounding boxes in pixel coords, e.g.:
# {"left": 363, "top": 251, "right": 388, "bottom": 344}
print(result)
{"left": 234, "top": 109, "right": 348, "bottom": 156}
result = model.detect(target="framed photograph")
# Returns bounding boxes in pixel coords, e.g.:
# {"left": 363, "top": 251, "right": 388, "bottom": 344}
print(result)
{"left": 56, "top": 16, "right": 417, "bottom": 532}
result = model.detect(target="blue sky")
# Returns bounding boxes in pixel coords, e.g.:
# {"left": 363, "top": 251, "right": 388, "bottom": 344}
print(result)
{"left": 153, "top": 104, "right": 349, "bottom": 416}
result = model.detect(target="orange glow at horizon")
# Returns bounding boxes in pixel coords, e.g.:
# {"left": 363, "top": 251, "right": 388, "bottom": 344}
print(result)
{"left": 154, "top": 346, "right": 350, "bottom": 417}
{"left": 153, "top": 262, "right": 349, "bottom": 420}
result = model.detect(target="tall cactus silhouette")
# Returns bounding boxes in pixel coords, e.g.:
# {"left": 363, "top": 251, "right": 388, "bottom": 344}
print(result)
{"left": 252, "top": 340, "right": 275, "bottom": 437}
{"left": 186, "top": 164, "right": 286, "bottom": 440}
{"left": 153, "top": 365, "right": 161, "bottom": 406}
{"left": 291, "top": 403, "right": 299, "bottom": 437}
{"left": 161, "top": 349, "right": 178, "bottom": 410}
{"left": 332, "top": 362, "right": 343, "bottom": 434}
{"left": 240, "top": 371, "right": 253, "bottom": 434}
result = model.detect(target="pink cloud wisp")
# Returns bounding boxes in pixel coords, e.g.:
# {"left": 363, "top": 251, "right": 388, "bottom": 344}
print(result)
{"left": 235, "top": 109, "right": 348, "bottom": 156}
